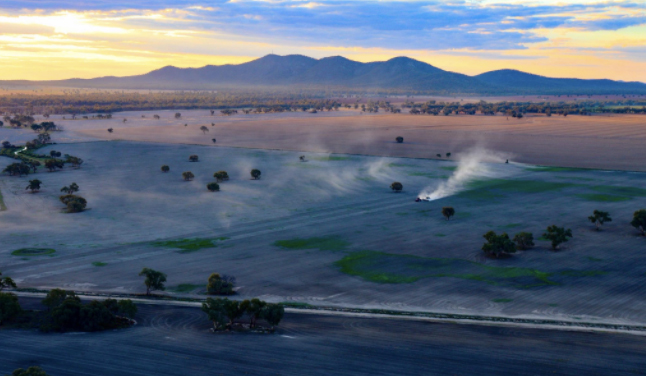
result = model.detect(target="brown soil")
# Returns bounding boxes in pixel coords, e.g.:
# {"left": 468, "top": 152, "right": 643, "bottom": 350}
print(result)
{"left": 78, "top": 113, "right": 646, "bottom": 171}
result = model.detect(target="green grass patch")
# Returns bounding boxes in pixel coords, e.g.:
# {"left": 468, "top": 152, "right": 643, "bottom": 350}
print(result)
{"left": 492, "top": 298, "right": 513, "bottom": 303}
{"left": 501, "top": 223, "right": 522, "bottom": 228}
{"left": 92, "top": 262, "right": 107, "bottom": 267}
{"left": 387, "top": 163, "right": 414, "bottom": 168}
{"left": 151, "top": 237, "right": 229, "bottom": 253}
{"left": 434, "top": 233, "right": 446, "bottom": 237}
{"left": 312, "top": 155, "right": 354, "bottom": 161}
{"left": 407, "top": 172, "right": 436, "bottom": 178}
{"left": 576, "top": 194, "right": 631, "bottom": 202}
{"left": 440, "top": 166, "right": 457, "bottom": 171}
{"left": 171, "top": 284, "right": 201, "bottom": 293}
{"left": 274, "top": 236, "right": 349, "bottom": 251}
{"left": 0, "top": 187, "right": 6, "bottom": 211}
{"left": 558, "top": 270, "right": 607, "bottom": 277}
{"left": 526, "top": 166, "right": 586, "bottom": 173}
{"left": 590, "top": 185, "right": 646, "bottom": 197}
{"left": 334, "top": 251, "right": 605, "bottom": 288}
{"left": 11, "top": 248, "right": 56, "bottom": 256}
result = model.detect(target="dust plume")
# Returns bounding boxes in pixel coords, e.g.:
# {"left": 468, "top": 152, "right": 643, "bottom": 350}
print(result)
{"left": 418, "top": 148, "right": 513, "bottom": 201}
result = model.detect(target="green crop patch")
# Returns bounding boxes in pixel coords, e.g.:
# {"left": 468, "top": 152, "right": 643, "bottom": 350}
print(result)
{"left": 590, "top": 185, "right": 646, "bottom": 197}
{"left": 274, "top": 236, "right": 349, "bottom": 251}
{"left": 458, "top": 179, "right": 574, "bottom": 201}
{"left": 576, "top": 194, "right": 631, "bottom": 202}
{"left": 92, "top": 262, "right": 107, "bottom": 267}
{"left": 11, "top": 248, "right": 56, "bottom": 256}
{"left": 151, "top": 237, "right": 229, "bottom": 253}
{"left": 335, "top": 251, "right": 606, "bottom": 288}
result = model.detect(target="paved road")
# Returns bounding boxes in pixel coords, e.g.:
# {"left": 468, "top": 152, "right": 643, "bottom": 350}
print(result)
{"left": 1, "top": 298, "right": 645, "bottom": 376}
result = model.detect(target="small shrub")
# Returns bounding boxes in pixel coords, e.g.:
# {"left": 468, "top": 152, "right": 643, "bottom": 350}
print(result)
{"left": 207, "top": 182, "right": 220, "bottom": 192}
{"left": 161, "top": 165, "right": 170, "bottom": 173}
{"left": 390, "top": 182, "right": 403, "bottom": 192}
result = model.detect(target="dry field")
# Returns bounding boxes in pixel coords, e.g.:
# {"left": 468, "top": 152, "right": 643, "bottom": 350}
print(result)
{"left": 62, "top": 110, "right": 646, "bottom": 171}
{"left": 1, "top": 133, "right": 646, "bottom": 326}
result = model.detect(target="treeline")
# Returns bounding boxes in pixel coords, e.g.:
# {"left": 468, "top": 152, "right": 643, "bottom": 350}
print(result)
{"left": 0, "top": 287, "right": 136, "bottom": 332}
{"left": 403, "top": 100, "right": 646, "bottom": 116}
{"left": 0, "top": 91, "right": 344, "bottom": 115}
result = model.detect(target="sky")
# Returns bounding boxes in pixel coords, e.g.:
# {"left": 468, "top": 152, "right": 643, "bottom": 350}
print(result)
{"left": 0, "top": 0, "right": 644, "bottom": 81}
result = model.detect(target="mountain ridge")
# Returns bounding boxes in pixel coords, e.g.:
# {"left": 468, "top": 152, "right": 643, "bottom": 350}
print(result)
{"left": 4, "top": 54, "right": 646, "bottom": 95}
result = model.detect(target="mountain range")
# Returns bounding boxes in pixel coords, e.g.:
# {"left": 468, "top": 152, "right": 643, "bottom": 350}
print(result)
{"left": 7, "top": 55, "right": 646, "bottom": 95}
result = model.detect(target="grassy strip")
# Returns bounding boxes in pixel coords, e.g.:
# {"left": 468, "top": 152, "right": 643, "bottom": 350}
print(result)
{"left": 150, "top": 237, "right": 229, "bottom": 253}
{"left": 274, "top": 236, "right": 349, "bottom": 251}
{"left": 576, "top": 194, "right": 631, "bottom": 202}
{"left": 335, "top": 251, "right": 605, "bottom": 288}
{"left": 11, "top": 248, "right": 56, "bottom": 256}
{"left": 92, "top": 262, "right": 107, "bottom": 267}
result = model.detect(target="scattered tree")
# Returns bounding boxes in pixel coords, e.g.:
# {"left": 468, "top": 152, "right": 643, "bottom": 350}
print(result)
{"left": 299, "top": 155, "right": 306, "bottom": 162}
{"left": 202, "top": 298, "right": 229, "bottom": 330}
{"left": 0, "top": 292, "right": 22, "bottom": 325}
{"left": 59, "top": 194, "right": 87, "bottom": 213}
{"left": 175, "top": 112, "right": 181, "bottom": 119}
{"left": 482, "top": 231, "right": 517, "bottom": 258}
{"left": 0, "top": 272, "right": 17, "bottom": 291}
{"left": 161, "top": 165, "right": 170, "bottom": 173}
{"left": 631, "top": 209, "right": 646, "bottom": 236}
{"left": 543, "top": 225, "right": 573, "bottom": 250}
{"left": 390, "top": 182, "right": 403, "bottom": 192}
{"left": 60, "top": 182, "right": 79, "bottom": 194}
{"left": 436, "top": 154, "right": 442, "bottom": 158}
{"left": 189, "top": 155, "right": 199, "bottom": 162}
{"left": 25, "top": 179, "right": 42, "bottom": 193}
{"left": 139, "top": 268, "right": 167, "bottom": 295}
{"left": 182, "top": 171, "right": 194, "bottom": 181}
{"left": 3, "top": 163, "right": 31, "bottom": 176}
{"left": 28, "top": 161, "right": 40, "bottom": 173}
{"left": 250, "top": 169, "right": 261, "bottom": 180}
{"left": 512, "top": 232, "right": 535, "bottom": 250}
{"left": 214, "top": 171, "right": 229, "bottom": 182}
{"left": 207, "top": 182, "right": 220, "bottom": 192}
{"left": 8, "top": 366, "right": 50, "bottom": 376}
{"left": 206, "top": 273, "right": 236, "bottom": 295}
{"left": 396, "top": 136, "right": 403, "bottom": 143}
{"left": 200, "top": 126, "right": 209, "bottom": 134}
{"left": 446, "top": 152, "right": 451, "bottom": 158}
{"left": 107, "top": 128, "right": 113, "bottom": 133}
{"left": 212, "top": 138, "right": 216, "bottom": 143}
{"left": 260, "top": 304, "right": 285, "bottom": 330}
{"left": 588, "top": 210, "right": 612, "bottom": 231}
{"left": 246, "top": 298, "right": 266, "bottom": 328}
{"left": 42, "top": 289, "right": 75, "bottom": 311}
{"left": 441, "top": 206, "right": 455, "bottom": 221}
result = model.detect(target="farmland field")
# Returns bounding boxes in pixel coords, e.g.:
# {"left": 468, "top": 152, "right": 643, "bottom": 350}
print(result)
{"left": 2, "top": 113, "right": 646, "bottom": 326}
{"left": 2, "top": 297, "right": 646, "bottom": 376}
